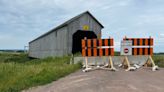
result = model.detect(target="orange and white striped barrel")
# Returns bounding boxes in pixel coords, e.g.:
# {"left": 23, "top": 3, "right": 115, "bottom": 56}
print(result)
{"left": 81, "top": 38, "right": 114, "bottom": 57}
{"left": 123, "top": 37, "right": 153, "bottom": 56}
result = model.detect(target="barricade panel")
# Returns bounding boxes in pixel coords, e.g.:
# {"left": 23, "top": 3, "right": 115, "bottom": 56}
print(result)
{"left": 81, "top": 38, "right": 114, "bottom": 57}
{"left": 123, "top": 37, "right": 153, "bottom": 55}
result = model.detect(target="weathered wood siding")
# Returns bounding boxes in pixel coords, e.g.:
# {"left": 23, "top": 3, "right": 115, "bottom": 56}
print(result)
{"left": 29, "top": 26, "right": 68, "bottom": 58}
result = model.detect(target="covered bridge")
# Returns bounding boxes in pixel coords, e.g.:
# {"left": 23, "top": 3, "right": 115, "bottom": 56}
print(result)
{"left": 29, "top": 11, "right": 104, "bottom": 58}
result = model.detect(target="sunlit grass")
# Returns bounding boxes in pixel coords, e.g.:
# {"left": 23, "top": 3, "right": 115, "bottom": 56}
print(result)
{"left": 0, "top": 53, "right": 81, "bottom": 92}
{"left": 153, "top": 55, "right": 164, "bottom": 67}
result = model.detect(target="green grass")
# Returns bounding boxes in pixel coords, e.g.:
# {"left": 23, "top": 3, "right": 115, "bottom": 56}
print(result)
{"left": 153, "top": 55, "right": 164, "bottom": 67}
{"left": 0, "top": 53, "right": 81, "bottom": 92}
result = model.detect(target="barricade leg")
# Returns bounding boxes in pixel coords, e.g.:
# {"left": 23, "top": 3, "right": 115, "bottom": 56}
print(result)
{"left": 109, "top": 56, "right": 117, "bottom": 71}
{"left": 82, "top": 56, "right": 117, "bottom": 72}
{"left": 144, "top": 55, "right": 159, "bottom": 71}
{"left": 98, "top": 56, "right": 117, "bottom": 71}
{"left": 82, "top": 57, "right": 91, "bottom": 72}
{"left": 121, "top": 56, "right": 137, "bottom": 71}
{"left": 82, "top": 57, "right": 99, "bottom": 72}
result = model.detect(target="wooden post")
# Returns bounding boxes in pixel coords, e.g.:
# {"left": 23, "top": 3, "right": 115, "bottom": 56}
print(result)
{"left": 109, "top": 56, "right": 117, "bottom": 71}
{"left": 144, "top": 55, "right": 155, "bottom": 67}
{"left": 85, "top": 57, "right": 88, "bottom": 69}
{"left": 125, "top": 56, "right": 131, "bottom": 68}
{"left": 121, "top": 56, "right": 130, "bottom": 69}
{"left": 148, "top": 56, "right": 155, "bottom": 67}
{"left": 109, "top": 56, "right": 113, "bottom": 68}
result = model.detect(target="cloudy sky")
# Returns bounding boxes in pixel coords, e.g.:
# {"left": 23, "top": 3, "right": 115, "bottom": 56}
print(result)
{"left": 0, "top": 0, "right": 164, "bottom": 52}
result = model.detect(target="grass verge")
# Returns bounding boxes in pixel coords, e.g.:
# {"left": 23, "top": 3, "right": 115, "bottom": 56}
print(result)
{"left": 153, "top": 55, "right": 164, "bottom": 67}
{"left": 0, "top": 53, "right": 81, "bottom": 92}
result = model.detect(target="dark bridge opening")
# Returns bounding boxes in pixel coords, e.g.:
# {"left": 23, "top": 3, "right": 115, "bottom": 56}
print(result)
{"left": 72, "top": 30, "right": 97, "bottom": 54}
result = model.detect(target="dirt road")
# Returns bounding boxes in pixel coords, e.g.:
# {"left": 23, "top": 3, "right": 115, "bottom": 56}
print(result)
{"left": 24, "top": 68, "right": 164, "bottom": 92}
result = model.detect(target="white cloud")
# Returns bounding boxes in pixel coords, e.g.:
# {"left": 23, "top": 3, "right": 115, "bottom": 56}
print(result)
{"left": 160, "top": 34, "right": 164, "bottom": 38}
{"left": 118, "top": 0, "right": 131, "bottom": 6}
{"left": 114, "top": 41, "right": 121, "bottom": 51}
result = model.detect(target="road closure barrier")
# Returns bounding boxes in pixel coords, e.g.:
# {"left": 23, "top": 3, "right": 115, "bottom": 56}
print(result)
{"left": 119, "top": 36, "right": 159, "bottom": 71}
{"left": 81, "top": 37, "right": 116, "bottom": 72}
{"left": 79, "top": 36, "right": 159, "bottom": 72}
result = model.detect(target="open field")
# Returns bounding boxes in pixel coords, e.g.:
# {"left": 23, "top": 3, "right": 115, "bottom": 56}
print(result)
{"left": 0, "top": 53, "right": 81, "bottom": 92}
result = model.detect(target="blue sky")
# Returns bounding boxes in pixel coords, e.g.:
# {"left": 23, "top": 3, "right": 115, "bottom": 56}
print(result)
{"left": 0, "top": 0, "right": 164, "bottom": 52}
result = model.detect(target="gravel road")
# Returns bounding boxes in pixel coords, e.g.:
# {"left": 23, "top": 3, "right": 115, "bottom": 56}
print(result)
{"left": 23, "top": 68, "right": 164, "bottom": 92}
